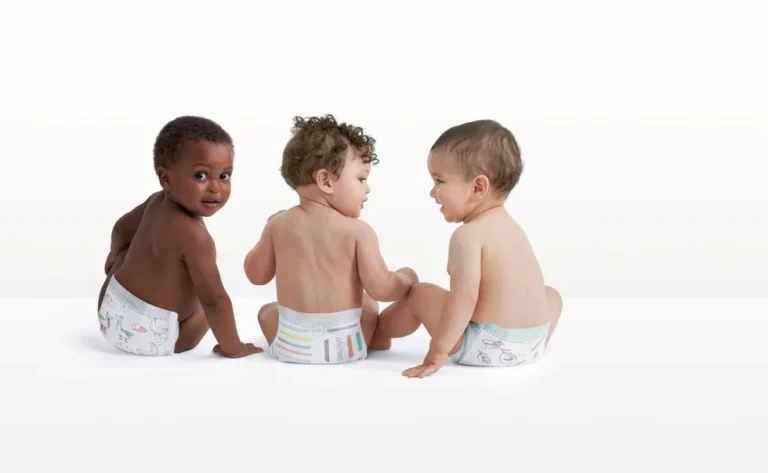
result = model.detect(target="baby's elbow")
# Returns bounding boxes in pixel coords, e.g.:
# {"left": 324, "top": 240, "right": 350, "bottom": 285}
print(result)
{"left": 245, "top": 262, "right": 274, "bottom": 286}
{"left": 365, "top": 287, "right": 387, "bottom": 302}
{"left": 365, "top": 278, "right": 400, "bottom": 302}
{"left": 246, "top": 271, "right": 273, "bottom": 286}
{"left": 200, "top": 291, "right": 229, "bottom": 309}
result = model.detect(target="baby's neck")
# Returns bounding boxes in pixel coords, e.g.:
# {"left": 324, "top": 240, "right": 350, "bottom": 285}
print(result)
{"left": 463, "top": 197, "right": 507, "bottom": 223}
{"left": 296, "top": 186, "right": 334, "bottom": 212}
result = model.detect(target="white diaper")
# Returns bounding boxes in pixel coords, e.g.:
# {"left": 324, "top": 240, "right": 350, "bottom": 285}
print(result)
{"left": 98, "top": 275, "right": 180, "bottom": 356}
{"left": 268, "top": 305, "right": 366, "bottom": 364}
{"left": 451, "top": 320, "right": 550, "bottom": 367}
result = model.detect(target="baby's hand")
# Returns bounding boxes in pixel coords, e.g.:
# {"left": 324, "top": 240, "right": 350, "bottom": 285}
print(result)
{"left": 213, "top": 342, "right": 264, "bottom": 358}
{"left": 396, "top": 267, "right": 419, "bottom": 286}
{"left": 402, "top": 348, "right": 448, "bottom": 378}
{"left": 104, "top": 252, "right": 118, "bottom": 275}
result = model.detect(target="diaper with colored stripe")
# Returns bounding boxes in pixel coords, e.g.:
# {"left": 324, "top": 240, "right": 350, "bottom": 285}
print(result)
{"left": 268, "top": 305, "right": 366, "bottom": 364}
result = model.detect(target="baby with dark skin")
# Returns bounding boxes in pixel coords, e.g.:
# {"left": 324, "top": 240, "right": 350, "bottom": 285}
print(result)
{"left": 98, "top": 116, "right": 261, "bottom": 358}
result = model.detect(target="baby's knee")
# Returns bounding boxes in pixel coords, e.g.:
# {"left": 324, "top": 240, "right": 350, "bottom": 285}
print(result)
{"left": 258, "top": 302, "right": 278, "bottom": 325}
{"left": 545, "top": 286, "right": 563, "bottom": 314}
{"left": 362, "top": 292, "right": 380, "bottom": 315}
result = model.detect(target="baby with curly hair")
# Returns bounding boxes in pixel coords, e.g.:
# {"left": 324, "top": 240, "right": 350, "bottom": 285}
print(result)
{"left": 244, "top": 114, "right": 418, "bottom": 364}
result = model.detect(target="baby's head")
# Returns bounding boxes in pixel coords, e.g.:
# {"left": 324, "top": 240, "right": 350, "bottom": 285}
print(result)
{"left": 427, "top": 120, "right": 522, "bottom": 223}
{"left": 281, "top": 114, "right": 378, "bottom": 219}
{"left": 153, "top": 116, "right": 234, "bottom": 218}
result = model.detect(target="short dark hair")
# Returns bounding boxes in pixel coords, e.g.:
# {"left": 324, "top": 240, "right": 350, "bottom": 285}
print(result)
{"left": 431, "top": 119, "right": 523, "bottom": 194}
{"left": 153, "top": 116, "right": 233, "bottom": 173}
{"left": 281, "top": 114, "right": 378, "bottom": 189}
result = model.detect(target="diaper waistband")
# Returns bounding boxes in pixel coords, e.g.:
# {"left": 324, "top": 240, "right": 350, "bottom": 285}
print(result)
{"left": 277, "top": 305, "right": 362, "bottom": 328}
{"left": 105, "top": 276, "right": 178, "bottom": 321}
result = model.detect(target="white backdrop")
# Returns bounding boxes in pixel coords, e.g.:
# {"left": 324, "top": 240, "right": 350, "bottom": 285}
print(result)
{"left": 1, "top": 0, "right": 766, "bottom": 299}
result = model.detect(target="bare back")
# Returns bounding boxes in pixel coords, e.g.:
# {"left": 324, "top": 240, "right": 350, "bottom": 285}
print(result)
{"left": 469, "top": 208, "right": 549, "bottom": 328}
{"left": 113, "top": 193, "right": 205, "bottom": 322}
{"left": 270, "top": 205, "right": 363, "bottom": 313}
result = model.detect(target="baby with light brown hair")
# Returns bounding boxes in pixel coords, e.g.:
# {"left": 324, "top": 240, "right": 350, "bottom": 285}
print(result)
{"left": 368, "top": 119, "right": 563, "bottom": 377}
{"left": 244, "top": 114, "right": 417, "bottom": 364}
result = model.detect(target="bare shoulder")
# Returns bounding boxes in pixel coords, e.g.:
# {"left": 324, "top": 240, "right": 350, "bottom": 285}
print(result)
{"left": 264, "top": 205, "right": 304, "bottom": 237}
{"left": 146, "top": 191, "right": 162, "bottom": 205}
{"left": 446, "top": 223, "right": 484, "bottom": 279}
{"left": 351, "top": 218, "right": 378, "bottom": 242}
{"left": 172, "top": 216, "right": 214, "bottom": 256}
{"left": 449, "top": 221, "right": 483, "bottom": 249}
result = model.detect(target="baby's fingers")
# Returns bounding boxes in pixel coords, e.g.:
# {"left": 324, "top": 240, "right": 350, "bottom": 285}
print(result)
{"left": 402, "top": 365, "right": 427, "bottom": 378}
{"left": 245, "top": 343, "right": 264, "bottom": 354}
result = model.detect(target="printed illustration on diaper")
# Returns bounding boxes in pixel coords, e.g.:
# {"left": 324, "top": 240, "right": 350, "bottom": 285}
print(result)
{"left": 477, "top": 351, "right": 492, "bottom": 365}
{"left": 131, "top": 323, "right": 148, "bottom": 333}
{"left": 98, "top": 312, "right": 111, "bottom": 336}
{"left": 149, "top": 318, "right": 170, "bottom": 342}
{"left": 480, "top": 338, "right": 536, "bottom": 366}
{"left": 136, "top": 342, "right": 160, "bottom": 356}
{"left": 116, "top": 316, "right": 134, "bottom": 344}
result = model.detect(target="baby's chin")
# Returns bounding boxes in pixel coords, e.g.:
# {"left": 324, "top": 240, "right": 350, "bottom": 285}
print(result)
{"left": 332, "top": 204, "right": 361, "bottom": 219}
{"left": 439, "top": 209, "right": 465, "bottom": 223}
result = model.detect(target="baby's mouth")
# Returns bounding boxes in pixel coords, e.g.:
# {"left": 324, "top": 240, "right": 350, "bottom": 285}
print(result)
{"left": 201, "top": 199, "right": 221, "bottom": 207}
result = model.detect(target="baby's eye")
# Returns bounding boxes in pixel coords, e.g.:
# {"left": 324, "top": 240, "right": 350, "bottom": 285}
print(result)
{"left": 435, "top": 179, "right": 444, "bottom": 185}
{"left": 359, "top": 178, "right": 367, "bottom": 183}
{"left": 220, "top": 172, "right": 231, "bottom": 181}
{"left": 194, "top": 171, "right": 208, "bottom": 181}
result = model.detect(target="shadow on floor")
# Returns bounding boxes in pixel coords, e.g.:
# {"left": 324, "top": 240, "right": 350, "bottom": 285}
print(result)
{"left": 78, "top": 332, "right": 128, "bottom": 356}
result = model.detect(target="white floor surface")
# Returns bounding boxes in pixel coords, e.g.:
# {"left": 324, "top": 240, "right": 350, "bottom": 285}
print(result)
{"left": 1, "top": 297, "right": 767, "bottom": 472}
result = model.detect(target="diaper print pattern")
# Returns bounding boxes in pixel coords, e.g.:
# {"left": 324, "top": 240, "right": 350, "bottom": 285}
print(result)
{"left": 98, "top": 281, "right": 177, "bottom": 356}
{"left": 454, "top": 321, "right": 549, "bottom": 367}
{"left": 271, "top": 318, "right": 366, "bottom": 364}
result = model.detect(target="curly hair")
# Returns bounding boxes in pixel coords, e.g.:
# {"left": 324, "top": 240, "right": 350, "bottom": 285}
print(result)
{"left": 153, "top": 116, "right": 233, "bottom": 174}
{"left": 431, "top": 119, "right": 523, "bottom": 195}
{"left": 280, "top": 114, "right": 378, "bottom": 189}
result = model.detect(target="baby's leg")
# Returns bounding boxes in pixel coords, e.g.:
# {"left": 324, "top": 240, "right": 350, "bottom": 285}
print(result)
{"left": 545, "top": 286, "right": 563, "bottom": 344}
{"left": 97, "top": 249, "right": 127, "bottom": 310}
{"left": 175, "top": 306, "right": 210, "bottom": 353}
{"left": 258, "top": 302, "right": 279, "bottom": 345}
{"left": 360, "top": 291, "right": 380, "bottom": 346}
{"left": 369, "top": 283, "right": 463, "bottom": 354}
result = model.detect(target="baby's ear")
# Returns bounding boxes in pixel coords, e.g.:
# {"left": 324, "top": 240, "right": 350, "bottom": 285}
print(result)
{"left": 157, "top": 167, "right": 172, "bottom": 192}
{"left": 315, "top": 169, "right": 333, "bottom": 194}
{"left": 473, "top": 174, "right": 490, "bottom": 198}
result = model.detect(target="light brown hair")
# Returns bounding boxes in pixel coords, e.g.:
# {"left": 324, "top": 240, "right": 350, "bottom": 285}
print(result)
{"left": 431, "top": 119, "right": 522, "bottom": 194}
{"left": 281, "top": 114, "right": 378, "bottom": 189}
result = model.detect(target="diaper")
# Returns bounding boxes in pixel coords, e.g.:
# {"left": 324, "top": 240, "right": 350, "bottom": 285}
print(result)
{"left": 268, "top": 305, "right": 366, "bottom": 364}
{"left": 98, "top": 275, "right": 180, "bottom": 356}
{"left": 451, "top": 320, "right": 550, "bottom": 367}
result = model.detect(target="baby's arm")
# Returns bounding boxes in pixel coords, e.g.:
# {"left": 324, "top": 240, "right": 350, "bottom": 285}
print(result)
{"left": 403, "top": 227, "right": 481, "bottom": 378}
{"left": 244, "top": 215, "right": 278, "bottom": 285}
{"left": 183, "top": 225, "right": 261, "bottom": 358}
{"left": 431, "top": 228, "right": 481, "bottom": 353}
{"left": 105, "top": 192, "right": 157, "bottom": 273}
{"left": 355, "top": 221, "right": 415, "bottom": 302}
